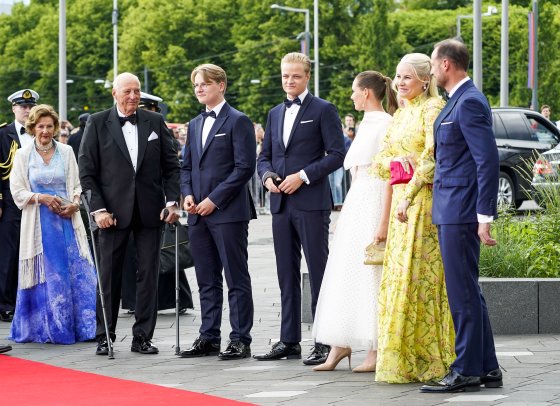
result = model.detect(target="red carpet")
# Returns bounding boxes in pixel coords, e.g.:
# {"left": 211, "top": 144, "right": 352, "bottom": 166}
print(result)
{"left": 0, "top": 355, "right": 253, "bottom": 405}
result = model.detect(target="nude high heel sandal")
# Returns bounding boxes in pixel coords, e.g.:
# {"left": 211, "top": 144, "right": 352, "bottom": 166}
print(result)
{"left": 312, "top": 347, "right": 352, "bottom": 371}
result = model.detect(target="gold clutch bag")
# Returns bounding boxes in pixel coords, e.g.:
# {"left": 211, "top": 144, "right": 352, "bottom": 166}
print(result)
{"left": 364, "top": 241, "right": 385, "bottom": 266}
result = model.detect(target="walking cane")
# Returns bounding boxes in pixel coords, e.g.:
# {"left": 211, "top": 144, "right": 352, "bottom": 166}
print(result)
{"left": 174, "top": 219, "right": 181, "bottom": 355}
{"left": 81, "top": 190, "right": 114, "bottom": 359}
{"left": 163, "top": 209, "right": 182, "bottom": 355}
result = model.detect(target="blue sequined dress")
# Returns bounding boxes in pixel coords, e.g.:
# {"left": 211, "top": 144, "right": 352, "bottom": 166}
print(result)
{"left": 9, "top": 147, "right": 96, "bottom": 344}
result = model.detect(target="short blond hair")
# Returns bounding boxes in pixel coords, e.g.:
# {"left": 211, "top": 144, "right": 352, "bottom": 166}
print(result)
{"left": 190, "top": 64, "right": 227, "bottom": 93}
{"left": 281, "top": 52, "right": 311, "bottom": 75}
{"left": 25, "top": 104, "right": 60, "bottom": 135}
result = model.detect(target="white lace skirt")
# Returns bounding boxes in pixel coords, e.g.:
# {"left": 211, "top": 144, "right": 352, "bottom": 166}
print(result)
{"left": 312, "top": 170, "right": 384, "bottom": 350}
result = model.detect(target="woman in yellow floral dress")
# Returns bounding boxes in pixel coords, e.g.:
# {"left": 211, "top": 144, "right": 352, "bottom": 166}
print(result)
{"left": 371, "top": 53, "right": 455, "bottom": 383}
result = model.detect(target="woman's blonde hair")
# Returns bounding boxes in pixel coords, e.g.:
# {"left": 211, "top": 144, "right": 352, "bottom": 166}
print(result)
{"left": 394, "top": 53, "right": 439, "bottom": 98}
{"left": 25, "top": 104, "right": 60, "bottom": 135}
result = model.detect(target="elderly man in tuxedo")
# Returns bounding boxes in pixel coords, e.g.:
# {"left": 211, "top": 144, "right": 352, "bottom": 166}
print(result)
{"left": 421, "top": 39, "right": 502, "bottom": 393}
{"left": 254, "top": 52, "right": 346, "bottom": 365}
{"left": 179, "top": 64, "right": 256, "bottom": 360}
{"left": 79, "top": 72, "right": 180, "bottom": 356}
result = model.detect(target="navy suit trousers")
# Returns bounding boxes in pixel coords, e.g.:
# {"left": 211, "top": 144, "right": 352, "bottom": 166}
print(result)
{"left": 437, "top": 223, "right": 499, "bottom": 376}
{"left": 189, "top": 218, "right": 253, "bottom": 345}
{"left": 272, "top": 200, "right": 330, "bottom": 343}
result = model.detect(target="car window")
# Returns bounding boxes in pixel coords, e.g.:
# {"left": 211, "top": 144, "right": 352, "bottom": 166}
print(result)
{"left": 492, "top": 113, "right": 507, "bottom": 139}
{"left": 499, "top": 112, "right": 533, "bottom": 141}
{"left": 526, "top": 115, "right": 559, "bottom": 145}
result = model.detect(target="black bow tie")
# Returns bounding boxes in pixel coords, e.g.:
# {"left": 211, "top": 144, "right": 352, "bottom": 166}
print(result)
{"left": 284, "top": 98, "right": 301, "bottom": 108}
{"left": 201, "top": 110, "right": 217, "bottom": 119}
{"left": 20, "top": 127, "right": 25, "bottom": 135}
{"left": 119, "top": 114, "right": 137, "bottom": 126}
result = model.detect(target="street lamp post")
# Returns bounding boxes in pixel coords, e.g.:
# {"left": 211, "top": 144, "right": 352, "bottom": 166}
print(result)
{"left": 59, "top": 0, "right": 67, "bottom": 120}
{"left": 456, "top": 5, "right": 497, "bottom": 91}
{"left": 112, "top": 0, "right": 118, "bottom": 82}
{"left": 271, "top": 3, "right": 318, "bottom": 96}
{"left": 271, "top": 4, "right": 310, "bottom": 56}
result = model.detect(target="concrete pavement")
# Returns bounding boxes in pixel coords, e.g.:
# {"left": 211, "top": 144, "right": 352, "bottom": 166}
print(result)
{"left": 1, "top": 212, "right": 560, "bottom": 405}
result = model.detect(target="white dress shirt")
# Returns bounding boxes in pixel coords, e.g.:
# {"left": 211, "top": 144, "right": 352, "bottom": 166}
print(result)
{"left": 117, "top": 108, "right": 139, "bottom": 171}
{"left": 202, "top": 99, "right": 226, "bottom": 148}
{"left": 15, "top": 121, "right": 33, "bottom": 149}
{"left": 282, "top": 89, "right": 308, "bottom": 147}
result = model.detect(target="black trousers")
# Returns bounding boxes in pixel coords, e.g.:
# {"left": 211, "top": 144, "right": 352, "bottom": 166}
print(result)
{"left": 0, "top": 198, "right": 20, "bottom": 313}
{"left": 96, "top": 204, "right": 161, "bottom": 341}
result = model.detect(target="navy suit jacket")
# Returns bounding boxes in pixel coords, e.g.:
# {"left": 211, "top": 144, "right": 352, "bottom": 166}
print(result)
{"left": 257, "top": 93, "right": 345, "bottom": 213}
{"left": 180, "top": 102, "right": 256, "bottom": 225}
{"left": 432, "top": 80, "right": 499, "bottom": 225}
{"left": 0, "top": 122, "right": 20, "bottom": 213}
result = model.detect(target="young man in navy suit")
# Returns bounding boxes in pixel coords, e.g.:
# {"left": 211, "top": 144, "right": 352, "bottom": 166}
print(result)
{"left": 179, "top": 64, "right": 256, "bottom": 360}
{"left": 421, "top": 39, "right": 502, "bottom": 393}
{"left": 254, "top": 52, "right": 346, "bottom": 364}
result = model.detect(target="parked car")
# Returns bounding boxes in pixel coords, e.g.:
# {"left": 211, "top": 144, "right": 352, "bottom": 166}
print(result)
{"left": 492, "top": 108, "right": 560, "bottom": 209}
{"left": 531, "top": 145, "right": 560, "bottom": 208}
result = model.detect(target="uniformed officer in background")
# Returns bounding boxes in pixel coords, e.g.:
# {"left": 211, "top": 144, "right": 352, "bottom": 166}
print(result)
{"left": 0, "top": 89, "right": 39, "bottom": 322}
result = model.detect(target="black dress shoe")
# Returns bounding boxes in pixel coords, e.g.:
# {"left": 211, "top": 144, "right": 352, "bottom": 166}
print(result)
{"left": 218, "top": 341, "right": 251, "bottom": 360}
{"left": 481, "top": 368, "right": 503, "bottom": 388}
{"left": 0, "top": 343, "right": 12, "bottom": 354}
{"left": 303, "top": 343, "right": 330, "bottom": 365}
{"left": 0, "top": 311, "right": 13, "bottom": 322}
{"left": 131, "top": 336, "right": 159, "bottom": 354}
{"left": 253, "top": 341, "right": 301, "bottom": 360}
{"left": 96, "top": 338, "right": 109, "bottom": 356}
{"left": 420, "top": 369, "right": 481, "bottom": 393}
{"left": 178, "top": 337, "right": 220, "bottom": 358}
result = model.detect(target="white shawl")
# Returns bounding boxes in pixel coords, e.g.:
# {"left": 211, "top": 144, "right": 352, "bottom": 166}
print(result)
{"left": 343, "top": 111, "right": 393, "bottom": 170}
{"left": 10, "top": 141, "right": 92, "bottom": 289}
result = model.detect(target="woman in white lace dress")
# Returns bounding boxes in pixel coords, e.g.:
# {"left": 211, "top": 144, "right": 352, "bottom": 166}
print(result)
{"left": 312, "top": 71, "right": 398, "bottom": 372}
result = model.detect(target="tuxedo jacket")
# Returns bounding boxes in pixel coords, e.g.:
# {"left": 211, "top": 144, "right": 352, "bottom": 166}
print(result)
{"left": 180, "top": 102, "right": 256, "bottom": 225}
{"left": 0, "top": 122, "right": 20, "bottom": 212}
{"left": 79, "top": 107, "right": 180, "bottom": 229}
{"left": 257, "top": 94, "right": 346, "bottom": 213}
{"left": 432, "top": 80, "right": 499, "bottom": 225}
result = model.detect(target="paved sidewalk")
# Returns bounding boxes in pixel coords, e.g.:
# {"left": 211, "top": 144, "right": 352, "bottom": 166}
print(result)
{"left": 2, "top": 213, "right": 560, "bottom": 405}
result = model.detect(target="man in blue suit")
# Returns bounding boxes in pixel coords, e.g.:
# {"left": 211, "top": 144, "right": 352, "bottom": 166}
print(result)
{"left": 254, "top": 52, "right": 345, "bottom": 364}
{"left": 179, "top": 64, "right": 256, "bottom": 360}
{"left": 421, "top": 39, "right": 502, "bottom": 393}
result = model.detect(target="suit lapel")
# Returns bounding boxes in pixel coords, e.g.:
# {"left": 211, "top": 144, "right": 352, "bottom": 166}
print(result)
{"left": 7, "top": 123, "right": 21, "bottom": 148}
{"left": 193, "top": 116, "right": 203, "bottom": 157}
{"left": 135, "top": 109, "right": 149, "bottom": 171}
{"left": 107, "top": 107, "right": 134, "bottom": 168}
{"left": 201, "top": 103, "right": 230, "bottom": 158}
{"left": 277, "top": 106, "right": 286, "bottom": 152}
{"left": 285, "top": 94, "right": 312, "bottom": 150}
{"left": 434, "top": 81, "right": 474, "bottom": 148}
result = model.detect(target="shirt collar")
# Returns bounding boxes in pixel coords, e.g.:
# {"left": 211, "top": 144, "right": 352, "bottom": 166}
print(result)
{"left": 207, "top": 99, "right": 226, "bottom": 117}
{"left": 448, "top": 77, "right": 470, "bottom": 98}
{"left": 287, "top": 89, "right": 309, "bottom": 104}
{"left": 15, "top": 121, "right": 25, "bottom": 135}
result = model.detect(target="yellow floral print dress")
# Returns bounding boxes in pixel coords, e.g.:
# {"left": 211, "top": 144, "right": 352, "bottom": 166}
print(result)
{"left": 371, "top": 95, "right": 456, "bottom": 383}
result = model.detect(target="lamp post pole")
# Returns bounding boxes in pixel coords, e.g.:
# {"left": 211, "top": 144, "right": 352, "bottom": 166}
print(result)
{"left": 271, "top": 3, "right": 317, "bottom": 96}
{"left": 112, "top": 0, "right": 118, "bottom": 82}
{"left": 500, "top": 0, "right": 509, "bottom": 107}
{"left": 59, "top": 0, "right": 67, "bottom": 120}
{"left": 314, "top": 0, "right": 319, "bottom": 97}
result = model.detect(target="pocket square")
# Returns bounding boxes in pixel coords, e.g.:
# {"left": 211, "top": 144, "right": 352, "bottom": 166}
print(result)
{"left": 148, "top": 131, "right": 159, "bottom": 141}
{"left": 214, "top": 133, "right": 226, "bottom": 137}
{"left": 300, "top": 120, "right": 313, "bottom": 124}
{"left": 441, "top": 121, "right": 454, "bottom": 126}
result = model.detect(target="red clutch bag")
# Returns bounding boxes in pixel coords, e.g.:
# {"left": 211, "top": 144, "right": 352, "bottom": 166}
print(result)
{"left": 389, "top": 161, "right": 414, "bottom": 185}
